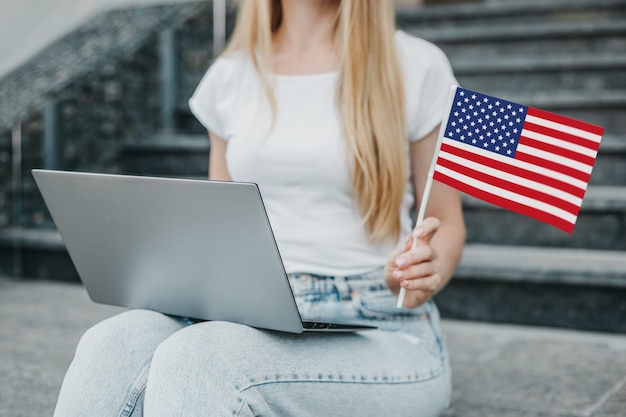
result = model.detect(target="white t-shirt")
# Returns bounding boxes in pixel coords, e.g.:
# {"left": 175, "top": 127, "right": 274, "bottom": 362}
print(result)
{"left": 188, "top": 31, "right": 456, "bottom": 276}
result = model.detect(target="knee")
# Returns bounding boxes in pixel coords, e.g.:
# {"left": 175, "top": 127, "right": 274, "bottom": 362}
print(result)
{"left": 76, "top": 309, "right": 182, "bottom": 358}
{"left": 150, "top": 321, "right": 261, "bottom": 372}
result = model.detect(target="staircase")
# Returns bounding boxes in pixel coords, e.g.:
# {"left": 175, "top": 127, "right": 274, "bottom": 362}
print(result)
{"left": 1, "top": 0, "right": 625, "bottom": 332}
{"left": 397, "top": 0, "right": 626, "bottom": 332}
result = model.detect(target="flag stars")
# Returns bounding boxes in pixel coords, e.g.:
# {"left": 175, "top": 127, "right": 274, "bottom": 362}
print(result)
{"left": 447, "top": 88, "right": 525, "bottom": 158}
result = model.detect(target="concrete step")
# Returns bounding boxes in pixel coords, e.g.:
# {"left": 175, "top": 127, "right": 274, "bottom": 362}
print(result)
{"left": 591, "top": 136, "right": 626, "bottom": 186}
{"left": 463, "top": 186, "right": 626, "bottom": 250}
{"left": 410, "top": 20, "right": 626, "bottom": 59}
{"left": 2, "top": 227, "right": 624, "bottom": 332}
{"left": 454, "top": 54, "right": 626, "bottom": 93}
{"left": 117, "top": 133, "right": 209, "bottom": 177}
{"left": 397, "top": 0, "right": 626, "bottom": 28}
{"left": 0, "top": 227, "right": 77, "bottom": 281}
{"left": 475, "top": 89, "right": 626, "bottom": 135}
{"left": 436, "top": 244, "right": 626, "bottom": 332}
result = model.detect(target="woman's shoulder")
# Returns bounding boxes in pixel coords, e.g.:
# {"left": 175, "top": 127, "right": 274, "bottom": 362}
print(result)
{"left": 394, "top": 30, "right": 451, "bottom": 71}
{"left": 206, "top": 50, "right": 251, "bottom": 78}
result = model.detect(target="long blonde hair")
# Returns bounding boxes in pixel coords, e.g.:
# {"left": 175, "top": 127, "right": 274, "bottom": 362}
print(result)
{"left": 225, "top": 0, "right": 406, "bottom": 244}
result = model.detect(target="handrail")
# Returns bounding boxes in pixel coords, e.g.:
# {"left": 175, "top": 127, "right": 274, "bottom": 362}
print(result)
{"left": 213, "top": 0, "right": 226, "bottom": 58}
{"left": 11, "top": 120, "right": 22, "bottom": 276}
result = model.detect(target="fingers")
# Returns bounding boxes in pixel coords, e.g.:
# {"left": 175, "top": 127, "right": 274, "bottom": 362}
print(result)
{"left": 385, "top": 217, "right": 442, "bottom": 306}
{"left": 399, "top": 272, "right": 441, "bottom": 292}
{"left": 394, "top": 244, "right": 435, "bottom": 272}
{"left": 413, "top": 217, "right": 440, "bottom": 245}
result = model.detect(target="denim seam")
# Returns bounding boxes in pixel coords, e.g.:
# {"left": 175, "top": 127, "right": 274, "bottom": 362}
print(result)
{"left": 237, "top": 365, "right": 446, "bottom": 394}
{"left": 117, "top": 358, "right": 151, "bottom": 417}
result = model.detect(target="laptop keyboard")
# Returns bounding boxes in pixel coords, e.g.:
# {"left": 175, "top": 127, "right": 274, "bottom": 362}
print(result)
{"left": 302, "top": 321, "right": 376, "bottom": 331}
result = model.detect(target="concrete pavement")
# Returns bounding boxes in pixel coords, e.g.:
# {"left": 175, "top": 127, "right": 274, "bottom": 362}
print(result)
{"left": 0, "top": 275, "right": 625, "bottom": 417}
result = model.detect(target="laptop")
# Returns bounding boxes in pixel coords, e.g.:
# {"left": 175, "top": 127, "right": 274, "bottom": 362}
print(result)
{"left": 32, "top": 170, "right": 375, "bottom": 333}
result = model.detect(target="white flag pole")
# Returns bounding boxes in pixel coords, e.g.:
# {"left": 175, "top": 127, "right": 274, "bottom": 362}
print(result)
{"left": 396, "top": 85, "right": 459, "bottom": 309}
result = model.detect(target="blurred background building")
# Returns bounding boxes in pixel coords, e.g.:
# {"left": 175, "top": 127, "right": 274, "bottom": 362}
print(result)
{"left": 0, "top": 0, "right": 624, "bottom": 332}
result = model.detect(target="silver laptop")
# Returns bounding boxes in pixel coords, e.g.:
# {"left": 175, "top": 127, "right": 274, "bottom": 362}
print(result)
{"left": 32, "top": 170, "right": 375, "bottom": 333}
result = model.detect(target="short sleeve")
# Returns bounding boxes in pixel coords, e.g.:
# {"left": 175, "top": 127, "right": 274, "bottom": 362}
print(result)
{"left": 396, "top": 32, "right": 458, "bottom": 141}
{"left": 188, "top": 59, "right": 228, "bottom": 138}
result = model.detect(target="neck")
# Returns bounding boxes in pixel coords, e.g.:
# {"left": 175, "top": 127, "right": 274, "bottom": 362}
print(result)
{"left": 273, "top": 0, "right": 339, "bottom": 59}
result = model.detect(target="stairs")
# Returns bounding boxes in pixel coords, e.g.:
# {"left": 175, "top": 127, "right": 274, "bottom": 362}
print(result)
{"left": 397, "top": 0, "right": 626, "bottom": 332}
{"left": 1, "top": 0, "right": 625, "bottom": 331}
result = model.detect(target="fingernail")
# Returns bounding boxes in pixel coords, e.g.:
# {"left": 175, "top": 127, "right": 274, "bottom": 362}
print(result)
{"left": 393, "top": 270, "right": 404, "bottom": 279}
{"left": 396, "top": 257, "right": 407, "bottom": 267}
{"left": 414, "top": 228, "right": 424, "bottom": 238}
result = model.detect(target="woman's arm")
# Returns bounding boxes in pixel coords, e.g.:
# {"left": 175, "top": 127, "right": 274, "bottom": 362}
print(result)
{"left": 209, "top": 133, "right": 232, "bottom": 181}
{"left": 384, "top": 125, "right": 466, "bottom": 309}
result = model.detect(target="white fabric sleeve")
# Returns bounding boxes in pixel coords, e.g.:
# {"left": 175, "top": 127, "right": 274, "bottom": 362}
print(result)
{"left": 403, "top": 37, "right": 457, "bottom": 142}
{"left": 188, "top": 60, "right": 227, "bottom": 138}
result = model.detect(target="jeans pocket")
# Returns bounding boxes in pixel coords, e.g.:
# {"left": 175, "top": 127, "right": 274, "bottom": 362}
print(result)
{"left": 353, "top": 291, "right": 433, "bottom": 327}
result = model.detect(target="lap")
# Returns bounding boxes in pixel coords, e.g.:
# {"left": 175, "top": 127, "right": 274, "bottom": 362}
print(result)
{"left": 145, "top": 301, "right": 450, "bottom": 417}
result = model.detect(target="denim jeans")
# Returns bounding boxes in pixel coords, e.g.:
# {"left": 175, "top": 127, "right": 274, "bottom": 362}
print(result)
{"left": 53, "top": 269, "right": 451, "bottom": 417}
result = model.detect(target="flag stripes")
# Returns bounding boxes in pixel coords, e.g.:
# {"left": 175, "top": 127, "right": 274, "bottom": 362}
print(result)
{"left": 433, "top": 86, "right": 604, "bottom": 233}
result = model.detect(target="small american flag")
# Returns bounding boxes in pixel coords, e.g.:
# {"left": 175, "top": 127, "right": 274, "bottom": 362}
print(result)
{"left": 433, "top": 86, "right": 604, "bottom": 233}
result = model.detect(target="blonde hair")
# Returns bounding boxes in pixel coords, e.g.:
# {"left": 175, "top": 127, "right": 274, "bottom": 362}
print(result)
{"left": 225, "top": 0, "right": 406, "bottom": 244}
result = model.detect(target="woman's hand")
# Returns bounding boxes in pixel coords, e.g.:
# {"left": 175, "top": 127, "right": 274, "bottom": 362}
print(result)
{"left": 384, "top": 217, "right": 443, "bottom": 309}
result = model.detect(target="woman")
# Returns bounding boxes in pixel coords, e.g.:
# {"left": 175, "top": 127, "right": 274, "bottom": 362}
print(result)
{"left": 53, "top": 0, "right": 465, "bottom": 416}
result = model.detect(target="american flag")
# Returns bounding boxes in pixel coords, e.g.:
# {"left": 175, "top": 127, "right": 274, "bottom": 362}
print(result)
{"left": 433, "top": 86, "right": 604, "bottom": 233}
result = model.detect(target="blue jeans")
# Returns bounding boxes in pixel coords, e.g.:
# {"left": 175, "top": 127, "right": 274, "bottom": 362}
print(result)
{"left": 53, "top": 269, "right": 451, "bottom": 417}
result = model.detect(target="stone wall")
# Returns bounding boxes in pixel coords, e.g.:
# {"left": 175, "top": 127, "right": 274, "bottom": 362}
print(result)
{"left": 0, "top": 2, "right": 211, "bottom": 229}
{"left": 11, "top": 37, "right": 164, "bottom": 229}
